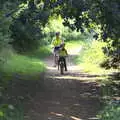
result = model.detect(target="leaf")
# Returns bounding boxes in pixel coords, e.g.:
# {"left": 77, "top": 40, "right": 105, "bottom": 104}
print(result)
{"left": 0, "top": 111, "right": 4, "bottom": 117}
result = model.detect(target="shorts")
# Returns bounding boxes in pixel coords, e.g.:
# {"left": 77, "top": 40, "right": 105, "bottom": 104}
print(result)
{"left": 53, "top": 46, "right": 60, "bottom": 56}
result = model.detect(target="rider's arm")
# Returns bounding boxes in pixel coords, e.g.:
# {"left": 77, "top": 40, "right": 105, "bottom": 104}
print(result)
{"left": 65, "top": 49, "right": 68, "bottom": 56}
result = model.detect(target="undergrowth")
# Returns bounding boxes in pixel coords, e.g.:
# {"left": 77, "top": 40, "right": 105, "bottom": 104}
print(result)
{"left": 75, "top": 40, "right": 111, "bottom": 74}
{"left": 97, "top": 103, "right": 120, "bottom": 120}
{"left": 0, "top": 46, "right": 51, "bottom": 120}
{"left": 0, "top": 46, "right": 51, "bottom": 76}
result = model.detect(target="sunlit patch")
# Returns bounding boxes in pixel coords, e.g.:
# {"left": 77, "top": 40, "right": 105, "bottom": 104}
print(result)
{"left": 88, "top": 117, "right": 99, "bottom": 120}
{"left": 32, "top": 61, "right": 42, "bottom": 65}
{"left": 70, "top": 116, "right": 83, "bottom": 120}
{"left": 50, "top": 112, "right": 64, "bottom": 117}
{"left": 48, "top": 75, "right": 99, "bottom": 82}
{"left": 67, "top": 65, "right": 83, "bottom": 71}
{"left": 47, "top": 66, "right": 57, "bottom": 70}
{"left": 73, "top": 104, "right": 80, "bottom": 106}
{"left": 68, "top": 46, "right": 82, "bottom": 55}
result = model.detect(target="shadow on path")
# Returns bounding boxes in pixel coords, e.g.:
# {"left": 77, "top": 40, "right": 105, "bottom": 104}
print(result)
{"left": 3, "top": 54, "right": 105, "bottom": 120}
{"left": 23, "top": 55, "right": 104, "bottom": 120}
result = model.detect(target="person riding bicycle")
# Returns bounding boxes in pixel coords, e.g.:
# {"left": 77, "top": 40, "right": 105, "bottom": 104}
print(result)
{"left": 58, "top": 43, "right": 68, "bottom": 71}
{"left": 51, "top": 32, "right": 64, "bottom": 67}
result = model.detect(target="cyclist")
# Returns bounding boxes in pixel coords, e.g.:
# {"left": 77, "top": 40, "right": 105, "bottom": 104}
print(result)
{"left": 58, "top": 43, "right": 68, "bottom": 71}
{"left": 51, "top": 32, "right": 64, "bottom": 67}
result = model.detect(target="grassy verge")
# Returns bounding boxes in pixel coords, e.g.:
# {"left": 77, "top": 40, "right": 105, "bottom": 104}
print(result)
{"left": 1, "top": 46, "right": 51, "bottom": 75}
{"left": 74, "top": 40, "right": 115, "bottom": 74}
{"left": 25, "top": 46, "right": 51, "bottom": 59}
{"left": 2, "top": 54, "right": 45, "bottom": 75}
{"left": 0, "top": 46, "right": 51, "bottom": 83}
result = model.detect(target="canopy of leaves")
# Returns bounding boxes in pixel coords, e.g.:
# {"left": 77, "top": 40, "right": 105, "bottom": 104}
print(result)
{"left": 1, "top": 0, "right": 120, "bottom": 68}
{"left": 44, "top": 0, "right": 120, "bottom": 69}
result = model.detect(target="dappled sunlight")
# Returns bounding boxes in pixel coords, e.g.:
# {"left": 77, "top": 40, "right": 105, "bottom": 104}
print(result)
{"left": 23, "top": 42, "right": 105, "bottom": 120}
{"left": 50, "top": 112, "right": 64, "bottom": 117}
{"left": 1, "top": 0, "right": 119, "bottom": 119}
{"left": 32, "top": 61, "right": 43, "bottom": 65}
{"left": 46, "top": 65, "right": 83, "bottom": 71}
{"left": 68, "top": 46, "right": 82, "bottom": 55}
{"left": 49, "top": 111, "right": 98, "bottom": 120}
{"left": 48, "top": 74, "right": 103, "bottom": 82}
{"left": 70, "top": 116, "right": 83, "bottom": 120}
{"left": 88, "top": 117, "right": 99, "bottom": 120}
{"left": 68, "top": 65, "right": 83, "bottom": 71}
{"left": 46, "top": 66, "right": 57, "bottom": 70}
{"left": 49, "top": 112, "right": 83, "bottom": 120}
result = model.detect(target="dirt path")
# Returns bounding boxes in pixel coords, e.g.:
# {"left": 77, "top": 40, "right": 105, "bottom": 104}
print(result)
{"left": 24, "top": 52, "right": 103, "bottom": 120}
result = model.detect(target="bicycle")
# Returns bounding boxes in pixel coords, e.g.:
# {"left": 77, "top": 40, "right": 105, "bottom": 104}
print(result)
{"left": 58, "top": 56, "right": 67, "bottom": 75}
{"left": 53, "top": 44, "right": 63, "bottom": 67}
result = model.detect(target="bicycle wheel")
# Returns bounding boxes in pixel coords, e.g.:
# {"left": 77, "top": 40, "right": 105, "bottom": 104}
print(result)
{"left": 60, "top": 61, "right": 64, "bottom": 75}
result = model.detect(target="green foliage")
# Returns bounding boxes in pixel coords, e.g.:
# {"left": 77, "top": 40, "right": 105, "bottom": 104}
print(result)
{"left": 0, "top": 4, "right": 12, "bottom": 48}
{"left": 58, "top": 0, "right": 120, "bottom": 40}
{"left": 0, "top": 104, "right": 24, "bottom": 120}
{"left": 0, "top": 17, "right": 12, "bottom": 51}
{"left": 24, "top": 46, "right": 51, "bottom": 59}
{"left": 10, "top": 19, "right": 42, "bottom": 52}
{"left": 2, "top": 53, "right": 45, "bottom": 75}
{"left": 82, "top": 41, "right": 106, "bottom": 64}
{"left": 43, "top": 16, "right": 89, "bottom": 44}
{"left": 1, "top": 0, "right": 119, "bottom": 68}
{"left": 46, "top": 0, "right": 120, "bottom": 69}
{"left": 97, "top": 104, "right": 120, "bottom": 120}
{"left": 0, "top": 3, "right": 13, "bottom": 71}
{"left": 76, "top": 40, "right": 107, "bottom": 73}
{"left": 9, "top": 1, "right": 48, "bottom": 52}
{"left": 100, "top": 38, "right": 120, "bottom": 69}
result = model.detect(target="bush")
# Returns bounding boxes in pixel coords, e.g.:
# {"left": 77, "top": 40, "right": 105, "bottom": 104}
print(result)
{"left": 97, "top": 103, "right": 120, "bottom": 120}
{"left": 76, "top": 40, "right": 107, "bottom": 73}
{"left": 10, "top": 19, "right": 43, "bottom": 52}
{"left": 0, "top": 104, "right": 24, "bottom": 120}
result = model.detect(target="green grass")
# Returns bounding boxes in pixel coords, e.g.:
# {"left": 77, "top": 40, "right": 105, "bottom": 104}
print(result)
{"left": 2, "top": 54, "right": 45, "bottom": 74}
{"left": 74, "top": 40, "right": 111, "bottom": 74}
{"left": 25, "top": 46, "right": 51, "bottom": 59}
{"left": 0, "top": 46, "right": 51, "bottom": 80}
{"left": 65, "top": 40, "right": 107, "bottom": 74}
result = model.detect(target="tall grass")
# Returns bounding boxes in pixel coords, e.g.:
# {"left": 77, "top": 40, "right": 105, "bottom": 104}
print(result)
{"left": 75, "top": 40, "right": 109, "bottom": 74}
{"left": 2, "top": 54, "right": 45, "bottom": 75}
{"left": 25, "top": 46, "right": 51, "bottom": 59}
{"left": 1, "top": 46, "right": 51, "bottom": 76}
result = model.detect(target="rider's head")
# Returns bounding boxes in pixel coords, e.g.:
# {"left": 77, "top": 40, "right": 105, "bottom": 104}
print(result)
{"left": 56, "top": 32, "right": 60, "bottom": 38}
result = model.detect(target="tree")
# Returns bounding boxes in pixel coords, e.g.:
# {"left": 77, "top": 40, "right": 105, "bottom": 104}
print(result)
{"left": 45, "top": 0, "right": 120, "bottom": 69}
{"left": 8, "top": 0, "right": 50, "bottom": 52}
{"left": 1, "top": 0, "right": 120, "bottom": 68}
